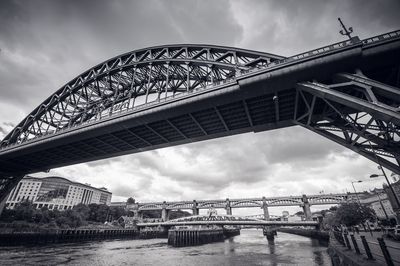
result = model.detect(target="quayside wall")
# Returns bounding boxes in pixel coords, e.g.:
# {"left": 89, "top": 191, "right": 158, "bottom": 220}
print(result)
{"left": 0, "top": 228, "right": 137, "bottom": 246}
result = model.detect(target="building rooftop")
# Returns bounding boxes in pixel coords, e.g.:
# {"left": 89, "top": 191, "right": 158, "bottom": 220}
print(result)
{"left": 23, "top": 175, "right": 112, "bottom": 194}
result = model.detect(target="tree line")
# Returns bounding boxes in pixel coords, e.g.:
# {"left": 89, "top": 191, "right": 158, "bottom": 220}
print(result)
{"left": 0, "top": 200, "right": 127, "bottom": 229}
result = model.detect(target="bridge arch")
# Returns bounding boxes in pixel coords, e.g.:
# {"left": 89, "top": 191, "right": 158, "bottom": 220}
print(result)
{"left": 167, "top": 202, "right": 193, "bottom": 209}
{"left": 197, "top": 202, "right": 226, "bottom": 209}
{"left": 0, "top": 45, "right": 282, "bottom": 147}
{"left": 268, "top": 198, "right": 303, "bottom": 206}
{"left": 231, "top": 200, "right": 262, "bottom": 208}
{"left": 138, "top": 204, "right": 163, "bottom": 211}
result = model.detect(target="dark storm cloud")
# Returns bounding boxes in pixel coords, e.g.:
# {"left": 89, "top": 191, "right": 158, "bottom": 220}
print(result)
{"left": 0, "top": 0, "right": 241, "bottom": 109}
{"left": 231, "top": 0, "right": 400, "bottom": 55}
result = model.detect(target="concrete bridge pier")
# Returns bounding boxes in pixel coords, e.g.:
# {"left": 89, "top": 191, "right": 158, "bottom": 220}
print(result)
{"left": 262, "top": 197, "right": 270, "bottom": 221}
{"left": 192, "top": 200, "right": 199, "bottom": 215}
{"left": 302, "top": 195, "right": 312, "bottom": 221}
{"left": 225, "top": 198, "right": 232, "bottom": 215}
{"left": 161, "top": 205, "right": 170, "bottom": 221}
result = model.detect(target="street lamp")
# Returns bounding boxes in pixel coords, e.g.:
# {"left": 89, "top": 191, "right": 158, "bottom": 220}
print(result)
{"left": 351, "top": 180, "right": 363, "bottom": 204}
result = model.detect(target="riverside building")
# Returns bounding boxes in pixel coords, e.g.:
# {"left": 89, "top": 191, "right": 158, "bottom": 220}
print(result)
{"left": 5, "top": 175, "right": 112, "bottom": 210}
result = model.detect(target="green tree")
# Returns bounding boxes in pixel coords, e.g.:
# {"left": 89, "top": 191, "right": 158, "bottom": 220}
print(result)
{"left": 110, "top": 207, "right": 127, "bottom": 220}
{"left": 73, "top": 203, "right": 90, "bottom": 220}
{"left": 127, "top": 197, "right": 135, "bottom": 204}
{"left": 60, "top": 209, "right": 86, "bottom": 228}
{"left": 333, "top": 202, "right": 375, "bottom": 226}
{"left": 88, "top": 203, "right": 110, "bottom": 222}
{"left": 13, "top": 200, "right": 36, "bottom": 222}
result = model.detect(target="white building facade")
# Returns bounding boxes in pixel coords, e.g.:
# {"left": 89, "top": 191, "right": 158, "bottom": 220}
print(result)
{"left": 5, "top": 176, "right": 112, "bottom": 210}
{"left": 360, "top": 190, "right": 397, "bottom": 221}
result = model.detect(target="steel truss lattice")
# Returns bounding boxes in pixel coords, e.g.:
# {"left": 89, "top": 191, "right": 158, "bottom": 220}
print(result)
{"left": 295, "top": 72, "right": 400, "bottom": 174}
{"left": 0, "top": 45, "right": 282, "bottom": 148}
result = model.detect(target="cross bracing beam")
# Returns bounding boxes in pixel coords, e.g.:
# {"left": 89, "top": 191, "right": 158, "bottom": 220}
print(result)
{"left": 295, "top": 72, "right": 400, "bottom": 174}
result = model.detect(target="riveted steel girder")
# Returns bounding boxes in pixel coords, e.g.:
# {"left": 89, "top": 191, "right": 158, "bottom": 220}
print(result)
{"left": 295, "top": 72, "right": 400, "bottom": 174}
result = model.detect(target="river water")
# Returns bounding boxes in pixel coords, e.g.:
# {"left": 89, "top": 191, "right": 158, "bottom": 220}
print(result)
{"left": 0, "top": 230, "right": 332, "bottom": 266}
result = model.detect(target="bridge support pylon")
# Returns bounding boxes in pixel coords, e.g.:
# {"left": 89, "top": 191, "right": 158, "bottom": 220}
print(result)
{"left": 262, "top": 197, "right": 270, "bottom": 221}
{"left": 226, "top": 198, "right": 232, "bottom": 215}
{"left": 192, "top": 200, "right": 199, "bottom": 215}
{"left": 162, "top": 202, "right": 170, "bottom": 221}
{"left": 302, "top": 195, "right": 312, "bottom": 221}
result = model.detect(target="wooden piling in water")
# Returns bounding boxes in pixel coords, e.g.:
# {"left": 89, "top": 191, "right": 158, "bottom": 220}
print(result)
{"left": 168, "top": 228, "right": 229, "bottom": 247}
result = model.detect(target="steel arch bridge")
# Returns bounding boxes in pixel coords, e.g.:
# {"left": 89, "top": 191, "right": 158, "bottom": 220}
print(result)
{"left": 1, "top": 30, "right": 400, "bottom": 202}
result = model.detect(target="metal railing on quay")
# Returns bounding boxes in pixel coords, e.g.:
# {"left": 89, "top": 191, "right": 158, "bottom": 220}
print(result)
{"left": 334, "top": 230, "right": 399, "bottom": 266}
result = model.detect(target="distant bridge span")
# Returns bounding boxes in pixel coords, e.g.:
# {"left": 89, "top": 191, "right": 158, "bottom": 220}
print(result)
{"left": 137, "top": 214, "right": 319, "bottom": 227}
{"left": 1, "top": 30, "right": 400, "bottom": 202}
{"left": 128, "top": 193, "right": 353, "bottom": 221}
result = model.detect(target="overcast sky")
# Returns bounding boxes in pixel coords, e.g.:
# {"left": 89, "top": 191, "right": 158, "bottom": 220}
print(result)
{"left": 1, "top": 0, "right": 399, "bottom": 216}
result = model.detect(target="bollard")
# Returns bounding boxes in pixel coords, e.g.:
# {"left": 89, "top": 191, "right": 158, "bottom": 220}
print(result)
{"left": 343, "top": 233, "right": 352, "bottom": 250}
{"left": 377, "top": 237, "right": 394, "bottom": 266}
{"left": 360, "top": 236, "right": 374, "bottom": 260}
{"left": 350, "top": 234, "right": 361, "bottom": 254}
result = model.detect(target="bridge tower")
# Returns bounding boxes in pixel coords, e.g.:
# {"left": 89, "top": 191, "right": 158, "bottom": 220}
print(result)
{"left": 225, "top": 198, "right": 232, "bottom": 215}
{"left": 192, "top": 200, "right": 199, "bottom": 215}
{"left": 262, "top": 196, "right": 270, "bottom": 221}
{"left": 161, "top": 201, "right": 170, "bottom": 221}
{"left": 302, "top": 195, "right": 312, "bottom": 221}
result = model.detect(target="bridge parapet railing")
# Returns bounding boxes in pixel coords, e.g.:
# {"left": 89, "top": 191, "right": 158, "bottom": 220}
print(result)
{"left": 362, "top": 29, "right": 400, "bottom": 45}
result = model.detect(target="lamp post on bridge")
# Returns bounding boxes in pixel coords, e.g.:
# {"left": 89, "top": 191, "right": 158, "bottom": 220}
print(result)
{"left": 338, "top": 17, "right": 353, "bottom": 40}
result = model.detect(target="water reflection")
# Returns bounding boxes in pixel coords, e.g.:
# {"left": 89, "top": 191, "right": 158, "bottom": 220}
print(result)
{"left": 0, "top": 230, "right": 332, "bottom": 266}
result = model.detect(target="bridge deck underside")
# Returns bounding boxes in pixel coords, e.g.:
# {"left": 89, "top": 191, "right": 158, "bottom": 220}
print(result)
{"left": 0, "top": 89, "right": 296, "bottom": 176}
